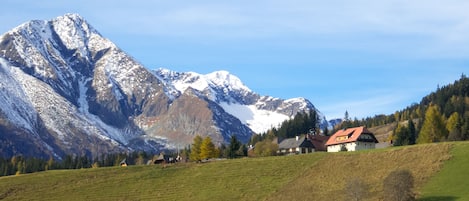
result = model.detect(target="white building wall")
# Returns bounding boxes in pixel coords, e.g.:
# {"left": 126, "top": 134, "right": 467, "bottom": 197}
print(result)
{"left": 327, "top": 144, "right": 346, "bottom": 152}
{"left": 327, "top": 142, "right": 376, "bottom": 152}
{"left": 354, "top": 141, "right": 376, "bottom": 151}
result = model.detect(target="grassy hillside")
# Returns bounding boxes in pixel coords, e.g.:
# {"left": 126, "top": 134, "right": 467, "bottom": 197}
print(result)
{"left": 419, "top": 142, "right": 469, "bottom": 201}
{"left": 0, "top": 154, "right": 325, "bottom": 201}
{"left": 0, "top": 143, "right": 466, "bottom": 201}
{"left": 368, "top": 122, "right": 397, "bottom": 142}
{"left": 266, "top": 144, "right": 452, "bottom": 200}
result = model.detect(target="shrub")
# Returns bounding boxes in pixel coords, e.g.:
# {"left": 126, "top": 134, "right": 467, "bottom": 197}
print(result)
{"left": 383, "top": 169, "right": 415, "bottom": 201}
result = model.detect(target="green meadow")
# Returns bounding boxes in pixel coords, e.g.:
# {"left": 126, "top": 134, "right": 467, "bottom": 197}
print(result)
{"left": 1, "top": 142, "right": 468, "bottom": 201}
{"left": 419, "top": 142, "right": 469, "bottom": 201}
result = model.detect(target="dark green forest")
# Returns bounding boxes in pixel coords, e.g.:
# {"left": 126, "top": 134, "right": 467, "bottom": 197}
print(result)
{"left": 0, "top": 152, "right": 153, "bottom": 177}
{"left": 250, "top": 110, "right": 320, "bottom": 145}
{"left": 354, "top": 74, "right": 469, "bottom": 129}
{"left": 358, "top": 74, "right": 469, "bottom": 144}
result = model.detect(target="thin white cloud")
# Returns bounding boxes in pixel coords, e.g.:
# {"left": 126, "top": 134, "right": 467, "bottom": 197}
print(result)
{"left": 319, "top": 91, "right": 413, "bottom": 120}
{"left": 4, "top": 1, "right": 469, "bottom": 43}
{"left": 85, "top": 0, "right": 469, "bottom": 59}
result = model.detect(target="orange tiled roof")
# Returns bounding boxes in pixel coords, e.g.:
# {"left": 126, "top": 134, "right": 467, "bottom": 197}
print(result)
{"left": 325, "top": 126, "right": 378, "bottom": 146}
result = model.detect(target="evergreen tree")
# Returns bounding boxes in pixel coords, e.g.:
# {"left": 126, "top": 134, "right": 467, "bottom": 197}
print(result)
{"left": 227, "top": 136, "right": 241, "bottom": 159}
{"left": 417, "top": 105, "right": 448, "bottom": 143}
{"left": 236, "top": 144, "right": 248, "bottom": 157}
{"left": 408, "top": 119, "right": 416, "bottom": 145}
{"left": 462, "top": 116, "right": 469, "bottom": 140}
{"left": 249, "top": 134, "right": 262, "bottom": 146}
{"left": 218, "top": 144, "right": 227, "bottom": 158}
{"left": 189, "top": 135, "right": 203, "bottom": 162}
{"left": 181, "top": 146, "right": 191, "bottom": 162}
{"left": 393, "top": 124, "right": 410, "bottom": 146}
{"left": 342, "top": 110, "right": 352, "bottom": 129}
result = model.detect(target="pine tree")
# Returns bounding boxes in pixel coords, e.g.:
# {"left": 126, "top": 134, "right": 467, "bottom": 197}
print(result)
{"left": 408, "top": 119, "right": 416, "bottom": 145}
{"left": 461, "top": 114, "right": 469, "bottom": 140}
{"left": 393, "top": 124, "right": 410, "bottom": 146}
{"left": 227, "top": 136, "right": 241, "bottom": 159}
{"left": 417, "top": 105, "right": 448, "bottom": 143}
{"left": 342, "top": 110, "right": 351, "bottom": 129}
{"left": 190, "top": 135, "right": 203, "bottom": 162}
{"left": 236, "top": 144, "right": 248, "bottom": 157}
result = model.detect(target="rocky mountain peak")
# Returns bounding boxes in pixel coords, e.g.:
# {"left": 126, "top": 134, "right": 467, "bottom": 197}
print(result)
{"left": 205, "top": 70, "right": 251, "bottom": 92}
{"left": 0, "top": 14, "right": 327, "bottom": 159}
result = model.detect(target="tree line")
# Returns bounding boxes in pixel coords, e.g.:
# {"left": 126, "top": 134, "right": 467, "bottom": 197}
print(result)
{"left": 245, "top": 110, "right": 320, "bottom": 157}
{"left": 252, "top": 110, "right": 320, "bottom": 142}
{"left": 0, "top": 135, "right": 251, "bottom": 177}
{"left": 0, "top": 151, "right": 163, "bottom": 177}
{"left": 187, "top": 135, "right": 248, "bottom": 162}
{"left": 388, "top": 74, "right": 469, "bottom": 145}
{"left": 339, "top": 74, "right": 469, "bottom": 127}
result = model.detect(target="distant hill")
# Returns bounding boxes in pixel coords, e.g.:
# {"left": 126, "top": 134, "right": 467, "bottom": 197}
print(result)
{"left": 1, "top": 142, "right": 467, "bottom": 200}
{"left": 339, "top": 74, "right": 469, "bottom": 143}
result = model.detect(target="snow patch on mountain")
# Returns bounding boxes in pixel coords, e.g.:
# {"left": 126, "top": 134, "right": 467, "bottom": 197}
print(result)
{"left": 219, "top": 102, "right": 289, "bottom": 134}
{"left": 52, "top": 13, "right": 94, "bottom": 58}
{"left": 0, "top": 58, "right": 37, "bottom": 133}
{"left": 173, "top": 71, "right": 211, "bottom": 92}
{"left": 156, "top": 68, "right": 253, "bottom": 103}
{"left": 76, "top": 77, "right": 128, "bottom": 144}
{"left": 155, "top": 68, "right": 322, "bottom": 134}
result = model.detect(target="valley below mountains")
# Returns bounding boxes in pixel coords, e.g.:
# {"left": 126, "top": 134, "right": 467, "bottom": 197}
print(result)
{"left": 0, "top": 14, "right": 326, "bottom": 159}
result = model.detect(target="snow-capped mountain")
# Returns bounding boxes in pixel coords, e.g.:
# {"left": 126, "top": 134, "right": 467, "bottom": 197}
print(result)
{"left": 154, "top": 69, "right": 326, "bottom": 134}
{"left": 0, "top": 14, "right": 326, "bottom": 159}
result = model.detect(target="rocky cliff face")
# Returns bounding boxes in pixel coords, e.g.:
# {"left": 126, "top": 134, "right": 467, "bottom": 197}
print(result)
{"left": 0, "top": 14, "right": 325, "bottom": 159}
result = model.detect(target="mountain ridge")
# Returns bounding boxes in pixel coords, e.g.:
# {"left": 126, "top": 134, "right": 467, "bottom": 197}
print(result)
{"left": 0, "top": 14, "right": 324, "bottom": 159}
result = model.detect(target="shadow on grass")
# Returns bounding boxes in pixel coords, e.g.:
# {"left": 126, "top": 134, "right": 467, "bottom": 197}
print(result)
{"left": 418, "top": 196, "right": 458, "bottom": 201}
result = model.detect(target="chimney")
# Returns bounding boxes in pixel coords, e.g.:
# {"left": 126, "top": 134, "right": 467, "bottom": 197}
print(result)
{"left": 296, "top": 136, "right": 299, "bottom": 141}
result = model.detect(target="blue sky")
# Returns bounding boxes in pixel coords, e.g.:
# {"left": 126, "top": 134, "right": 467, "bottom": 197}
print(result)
{"left": 2, "top": 1, "right": 469, "bottom": 119}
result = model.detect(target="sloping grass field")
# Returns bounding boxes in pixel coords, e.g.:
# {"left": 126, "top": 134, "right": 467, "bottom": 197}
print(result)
{"left": 419, "top": 142, "right": 469, "bottom": 201}
{"left": 0, "top": 142, "right": 468, "bottom": 201}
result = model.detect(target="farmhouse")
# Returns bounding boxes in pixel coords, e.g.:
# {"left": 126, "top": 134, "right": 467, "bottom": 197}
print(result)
{"left": 326, "top": 126, "right": 378, "bottom": 152}
{"left": 278, "top": 136, "right": 315, "bottom": 154}
{"left": 119, "top": 158, "right": 127, "bottom": 167}
{"left": 156, "top": 153, "right": 172, "bottom": 164}
{"left": 307, "top": 134, "right": 330, "bottom": 152}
